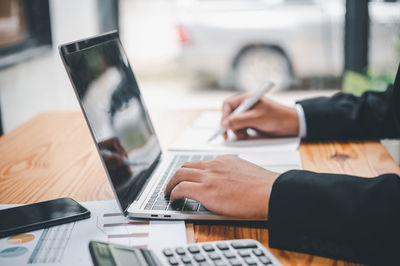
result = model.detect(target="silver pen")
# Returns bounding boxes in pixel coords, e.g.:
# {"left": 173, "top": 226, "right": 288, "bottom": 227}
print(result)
{"left": 207, "top": 80, "right": 275, "bottom": 143}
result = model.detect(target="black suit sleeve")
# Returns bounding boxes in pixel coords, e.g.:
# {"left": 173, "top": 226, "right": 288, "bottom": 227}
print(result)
{"left": 268, "top": 65, "right": 400, "bottom": 264}
{"left": 268, "top": 170, "right": 400, "bottom": 265}
{"left": 297, "top": 64, "right": 400, "bottom": 141}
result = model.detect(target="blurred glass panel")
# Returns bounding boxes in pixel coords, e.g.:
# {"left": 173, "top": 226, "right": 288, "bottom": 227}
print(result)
{"left": 369, "top": 0, "right": 400, "bottom": 75}
{"left": 121, "top": 0, "right": 399, "bottom": 93}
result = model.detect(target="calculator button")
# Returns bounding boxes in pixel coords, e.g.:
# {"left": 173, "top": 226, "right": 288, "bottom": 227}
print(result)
{"left": 202, "top": 244, "right": 215, "bottom": 252}
{"left": 231, "top": 241, "right": 257, "bottom": 249}
{"left": 163, "top": 248, "right": 174, "bottom": 257}
{"left": 252, "top": 249, "right": 264, "bottom": 257}
{"left": 176, "top": 247, "right": 186, "bottom": 255}
{"left": 208, "top": 252, "right": 221, "bottom": 260}
{"left": 238, "top": 250, "right": 250, "bottom": 257}
{"left": 194, "top": 253, "right": 206, "bottom": 262}
{"left": 168, "top": 257, "right": 179, "bottom": 265}
{"left": 244, "top": 257, "right": 257, "bottom": 265}
{"left": 259, "top": 256, "right": 272, "bottom": 265}
{"left": 216, "top": 243, "right": 229, "bottom": 250}
{"left": 223, "top": 250, "right": 236, "bottom": 259}
{"left": 229, "top": 258, "right": 242, "bottom": 266}
{"left": 181, "top": 255, "right": 192, "bottom": 264}
{"left": 214, "top": 261, "right": 227, "bottom": 266}
{"left": 188, "top": 246, "right": 200, "bottom": 254}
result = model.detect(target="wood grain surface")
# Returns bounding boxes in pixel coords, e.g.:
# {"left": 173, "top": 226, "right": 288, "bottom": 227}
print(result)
{"left": 0, "top": 111, "right": 399, "bottom": 265}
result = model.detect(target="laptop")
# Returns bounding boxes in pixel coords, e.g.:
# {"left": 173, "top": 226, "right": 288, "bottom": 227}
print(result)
{"left": 59, "top": 31, "right": 268, "bottom": 221}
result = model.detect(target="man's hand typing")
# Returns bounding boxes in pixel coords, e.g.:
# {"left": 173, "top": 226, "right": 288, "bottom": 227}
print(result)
{"left": 164, "top": 155, "right": 280, "bottom": 219}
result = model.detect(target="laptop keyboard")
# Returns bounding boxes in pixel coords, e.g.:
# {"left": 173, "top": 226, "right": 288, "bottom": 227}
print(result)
{"left": 144, "top": 154, "right": 221, "bottom": 212}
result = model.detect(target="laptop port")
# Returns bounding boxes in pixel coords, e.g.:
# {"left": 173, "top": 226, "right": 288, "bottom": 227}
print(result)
{"left": 151, "top": 214, "right": 158, "bottom": 217}
{"left": 164, "top": 215, "right": 171, "bottom": 218}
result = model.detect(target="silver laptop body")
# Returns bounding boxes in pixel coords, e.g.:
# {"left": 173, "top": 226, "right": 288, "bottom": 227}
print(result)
{"left": 59, "top": 31, "right": 268, "bottom": 221}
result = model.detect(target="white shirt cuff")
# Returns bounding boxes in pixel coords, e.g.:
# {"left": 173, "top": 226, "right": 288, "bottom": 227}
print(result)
{"left": 295, "top": 104, "right": 307, "bottom": 139}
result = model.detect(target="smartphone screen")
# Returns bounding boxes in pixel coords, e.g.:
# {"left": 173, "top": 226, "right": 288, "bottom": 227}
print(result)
{"left": 0, "top": 197, "right": 90, "bottom": 238}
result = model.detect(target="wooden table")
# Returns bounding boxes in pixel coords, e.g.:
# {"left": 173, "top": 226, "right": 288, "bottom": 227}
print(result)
{"left": 1, "top": 111, "right": 399, "bottom": 265}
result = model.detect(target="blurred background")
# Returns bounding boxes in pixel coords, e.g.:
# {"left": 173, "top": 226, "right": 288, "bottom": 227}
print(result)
{"left": 0, "top": 0, "right": 399, "bottom": 159}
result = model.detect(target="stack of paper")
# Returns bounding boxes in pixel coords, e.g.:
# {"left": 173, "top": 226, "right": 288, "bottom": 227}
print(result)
{"left": 170, "top": 111, "right": 300, "bottom": 153}
{"left": 169, "top": 111, "right": 302, "bottom": 173}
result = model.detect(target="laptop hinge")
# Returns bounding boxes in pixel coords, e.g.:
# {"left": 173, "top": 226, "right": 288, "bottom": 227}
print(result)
{"left": 125, "top": 153, "right": 163, "bottom": 213}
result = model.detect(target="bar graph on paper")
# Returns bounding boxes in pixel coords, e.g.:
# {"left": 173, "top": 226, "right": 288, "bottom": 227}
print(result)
{"left": 28, "top": 223, "right": 75, "bottom": 264}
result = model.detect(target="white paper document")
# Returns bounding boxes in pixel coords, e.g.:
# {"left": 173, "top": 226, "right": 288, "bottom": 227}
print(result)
{"left": 0, "top": 200, "right": 186, "bottom": 266}
{"left": 170, "top": 111, "right": 300, "bottom": 153}
{"left": 238, "top": 150, "right": 302, "bottom": 173}
{"left": 171, "top": 127, "right": 300, "bottom": 153}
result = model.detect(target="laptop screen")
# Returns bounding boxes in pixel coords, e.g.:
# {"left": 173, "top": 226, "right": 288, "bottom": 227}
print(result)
{"left": 60, "top": 32, "right": 161, "bottom": 213}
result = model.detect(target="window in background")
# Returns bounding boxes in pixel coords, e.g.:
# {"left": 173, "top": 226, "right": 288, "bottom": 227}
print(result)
{"left": 0, "top": 0, "right": 27, "bottom": 47}
{"left": 122, "top": 0, "right": 399, "bottom": 94}
{"left": 0, "top": 0, "right": 52, "bottom": 69}
{"left": 174, "top": 0, "right": 399, "bottom": 91}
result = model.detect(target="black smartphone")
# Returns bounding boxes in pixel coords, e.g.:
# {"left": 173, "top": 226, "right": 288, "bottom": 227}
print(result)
{"left": 0, "top": 197, "right": 90, "bottom": 238}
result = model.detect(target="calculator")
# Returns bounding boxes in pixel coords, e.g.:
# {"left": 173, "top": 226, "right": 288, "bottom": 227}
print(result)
{"left": 89, "top": 239, "right": 281, "bottom": 266}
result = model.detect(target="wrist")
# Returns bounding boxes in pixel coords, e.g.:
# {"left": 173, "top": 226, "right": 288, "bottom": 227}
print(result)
{"left": 280, "top": 106, "right": 300, "bottom": 136}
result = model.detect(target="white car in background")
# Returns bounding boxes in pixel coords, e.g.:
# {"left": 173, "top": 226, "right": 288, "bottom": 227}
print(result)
{"left": 175, "top": 0, "right": 400, "bottom": 91}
